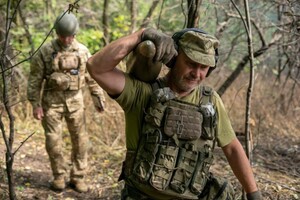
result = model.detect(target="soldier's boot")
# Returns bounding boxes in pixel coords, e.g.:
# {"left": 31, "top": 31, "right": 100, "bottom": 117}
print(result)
{"left": 52, "top": 175, "right": 66, "bottom": 191}
{"left": 70, "top": 179, "right": 88, "bottom": 193}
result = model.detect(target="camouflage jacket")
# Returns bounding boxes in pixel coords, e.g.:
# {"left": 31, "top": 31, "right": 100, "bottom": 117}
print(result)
{"left": 27, "top": 39, "right": 105, "bottom": 111}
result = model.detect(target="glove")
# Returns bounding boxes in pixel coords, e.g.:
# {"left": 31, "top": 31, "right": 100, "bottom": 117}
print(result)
{"left": 91, "top": 94, "right": 105, "bottom": 112}
{"left": 247, "top": 190, "right": 262, "bottom": 200}
{"left": 142, "top": 28, "right": 177, "bottom": 64}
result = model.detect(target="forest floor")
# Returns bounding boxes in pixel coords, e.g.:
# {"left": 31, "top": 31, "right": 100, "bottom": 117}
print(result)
{"left": 0, "top": 73, "right": 299, "bottom": 200}
{"left": 1, "top": 106, "right": 299, "bottom": 200}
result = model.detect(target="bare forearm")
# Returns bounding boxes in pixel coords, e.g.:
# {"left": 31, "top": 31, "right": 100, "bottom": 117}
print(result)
{"left": 222, "top": 138, "right": 258, "bottom": 193}
{"left": 86, "top": 29, "right": 145, "bottom": 95}
{"left": 87, "top": 29, "right": 144, "bottom": 75}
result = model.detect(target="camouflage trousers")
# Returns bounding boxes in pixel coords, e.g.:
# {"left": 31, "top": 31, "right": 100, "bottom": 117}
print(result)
{"left": 42, "top": 105, "right": 88, "bottom": 181}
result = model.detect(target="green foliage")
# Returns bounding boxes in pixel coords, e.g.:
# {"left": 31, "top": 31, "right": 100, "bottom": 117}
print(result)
{"left": 76, "top": 29, "right": 104, "bottom": 54}
{"left": 16, "top": 185, "right": 25, "bottom": 192}
{"left": 110, "top": 14, "right": 131, "bottom": 40}
{"left": 2, "top": 0, "right": 293, "bottom": 80}
{"left": 47, "top": 195, "right": 54, "bottom": 200}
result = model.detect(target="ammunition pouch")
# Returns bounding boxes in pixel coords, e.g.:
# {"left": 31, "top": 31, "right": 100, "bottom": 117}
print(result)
{"left": 47, "top": 71, "right": 80, "bottom": 91}
{"left": 144, "top": 87, "right": 176, "bottom": 127}
{"left": 198, "top": 175, "right": 235, "bottom": 200}
{"left": 47, "top": 72, "right": 70, "bottom": 91}
{"left": 133, "top": 129, "right": 162, "bottom": 183}
{"left": 68, "top": 70, "right": 81, "bottom": 91}
{"left": 48, "top": 49, "right": 82, "bottom": 91}
{"left": 170, "top": 144, "right": 198, "bottom": 193}
{"left": 200, "top": 103, "right": 217, "bottom": 140}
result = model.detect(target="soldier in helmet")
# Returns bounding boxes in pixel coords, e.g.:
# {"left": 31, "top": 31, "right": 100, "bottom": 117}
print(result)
{"left": 27, "top": 12, "right": 106, "bottom": 193}
{"left": 87, "top": 28, "right": 262, "bottom": 200}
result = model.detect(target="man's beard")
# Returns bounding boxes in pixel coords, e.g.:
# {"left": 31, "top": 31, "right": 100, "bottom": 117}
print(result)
{"left": 175, "top": 76, "right": 200, "bottom": 93}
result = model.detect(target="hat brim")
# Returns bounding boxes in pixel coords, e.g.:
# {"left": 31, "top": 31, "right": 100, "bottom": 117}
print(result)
{"left": 181, "top": 47, "right": 216, "bottom": 67}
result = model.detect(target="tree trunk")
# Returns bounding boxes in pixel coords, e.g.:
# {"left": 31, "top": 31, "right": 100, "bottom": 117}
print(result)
{"left": 243, "top": 0, "right": 255, "bottom": 164}
{"left": 130, "top": 0, "right": 137, "bottom": 33}
{"left": 187, "top": 0, "right": 202, "bottom": 28}
{"left": 0, "top": 42, "right": 17, "bottom": 200}
{"left": 18, "top": 6, "right": 34, "bottom": 55}
{"left": 102, "top": 0, "right": 110, "bottom": 45}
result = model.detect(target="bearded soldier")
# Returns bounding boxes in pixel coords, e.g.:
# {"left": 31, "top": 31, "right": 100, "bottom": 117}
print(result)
{"left": 27, "top": 12, "right": 105, "bottom": 193}
{"left": 86, "top": 27, "right": 262, "bottom": 200}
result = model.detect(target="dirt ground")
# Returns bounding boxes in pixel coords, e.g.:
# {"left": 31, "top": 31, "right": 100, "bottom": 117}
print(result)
{"left": 0, "top": 121, "right": 299, "bottom": 200}
{"left": 0, "top": 73, "right": 299, "bottom": 200}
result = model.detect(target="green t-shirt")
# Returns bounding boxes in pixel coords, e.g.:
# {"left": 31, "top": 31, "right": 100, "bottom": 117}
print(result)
{"left": 115, "top": 74, "right": 236, "bottom": 151}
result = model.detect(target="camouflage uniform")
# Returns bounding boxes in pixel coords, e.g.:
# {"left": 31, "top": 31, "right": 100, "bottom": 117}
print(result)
{"left": 27, "top": 38, "right": 105, "bottom": 183}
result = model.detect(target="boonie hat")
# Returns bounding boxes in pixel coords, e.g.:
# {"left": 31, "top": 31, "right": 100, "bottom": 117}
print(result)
{"left": 178, "top": 31, "right": 219, "bottom": 67}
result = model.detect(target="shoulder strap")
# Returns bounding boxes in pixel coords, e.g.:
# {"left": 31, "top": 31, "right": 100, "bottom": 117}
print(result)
{"left": 151, "top": 78, "right": 164, "bottom": 91}
{"left": 200, "top": 85, "right": 213, "bottom": 105}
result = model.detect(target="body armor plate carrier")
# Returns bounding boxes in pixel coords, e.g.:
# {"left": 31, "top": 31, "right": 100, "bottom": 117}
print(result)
{"left": 46, "top": 40, "right": 84, "bottom": 91}
{"left": 123, "top": 84, "right": 218, "bottom": 199}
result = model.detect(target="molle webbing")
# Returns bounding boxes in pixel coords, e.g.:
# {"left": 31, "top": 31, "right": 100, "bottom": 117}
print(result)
{"left": 44, "top": 40, "right": 85, "bottom": 91}
{"left": 125, "top": 85, "right": 217, "bottom": 199}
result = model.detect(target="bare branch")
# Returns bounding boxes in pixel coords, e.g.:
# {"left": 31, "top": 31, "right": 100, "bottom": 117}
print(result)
{"left": 13, "top": 132, "right": 36, "bottom": 155}
{"left": 140, "top": 0, "right": 160, "bottom": 28}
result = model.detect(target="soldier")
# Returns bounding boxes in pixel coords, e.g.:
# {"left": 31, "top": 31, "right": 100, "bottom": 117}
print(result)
{"left": 27, "top": 12, "right": 105, "bottom": 193}
{"left": 87, "top": 28, "right": 262, "bottom": 199}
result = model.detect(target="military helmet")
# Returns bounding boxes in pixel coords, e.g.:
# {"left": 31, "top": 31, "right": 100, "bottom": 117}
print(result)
{"left": 54, "top": 12, "right": 79, "bottom": 36}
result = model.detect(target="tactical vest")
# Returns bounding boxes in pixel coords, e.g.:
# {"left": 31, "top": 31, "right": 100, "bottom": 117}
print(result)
{"left": 44, "top": 40, "right": 86, "bottom": 91}
{"left": 124, "top": 83, "right": 218, "bottom": 199}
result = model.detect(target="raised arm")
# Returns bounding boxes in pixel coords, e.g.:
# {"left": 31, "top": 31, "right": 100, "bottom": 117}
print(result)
{"left": 87, "top": 28, "right": 177, "bottom": 96}
{"left": 87, "top": 29, "right": 145, "bottom": 96}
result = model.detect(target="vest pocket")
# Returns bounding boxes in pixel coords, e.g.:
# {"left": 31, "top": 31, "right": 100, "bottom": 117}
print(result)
{"left": 68, "top": 74, "right": 80, "bottom": 90}
{"left": 199, "top": 103, "right": 216, "bottom": 140}
{"left": 170, "top": 144, "right": 198, "bottom": 193}
{"left": 149, "top": 145, "right": 178, "bottom": 191}
{"left": 132, "top": 129, "right": 161, "bottom": 182}
{"left": 145, "top": 103, "right": 167, "bottom": 127}
{"left": 190, "top": 145, "right": 214, "bottom": 195}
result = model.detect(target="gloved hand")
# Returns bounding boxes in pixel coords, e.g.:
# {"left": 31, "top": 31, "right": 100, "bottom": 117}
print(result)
{"left": 142, "top": 28, "right": 177, "bottom": 64}
{"left": 91, "top": 94, "right": 105, "bottom": 112}
{"left": 247, "top": 190, "right": 262, "bottom": 200}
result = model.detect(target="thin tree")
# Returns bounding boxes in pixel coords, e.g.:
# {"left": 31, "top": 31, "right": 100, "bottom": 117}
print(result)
{"left": 216, "top": 14, "right": 279, "bottom": 96}
{"left": 230, "top": 0, "right": 255, "bottom": 198}
{"left": 129, "top": 0, "right": 137, "bottom": 33}
{"left": 102, "top": 0, "right": 110, "bottom": 45}
{"left": 186, "top": 0, "right": 202, "bottom": 28}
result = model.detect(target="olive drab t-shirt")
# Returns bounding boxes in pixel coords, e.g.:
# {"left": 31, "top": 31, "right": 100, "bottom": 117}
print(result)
{"left": 115, "top": 74, "right": 236, "bottom": 151}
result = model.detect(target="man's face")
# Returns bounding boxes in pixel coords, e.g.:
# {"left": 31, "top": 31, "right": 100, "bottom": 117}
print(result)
{"left": 57, "top": 34, "right": 75, "bottom": 47}
{"left": 169, "top": 49, "right": 211, "bottom": 95}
